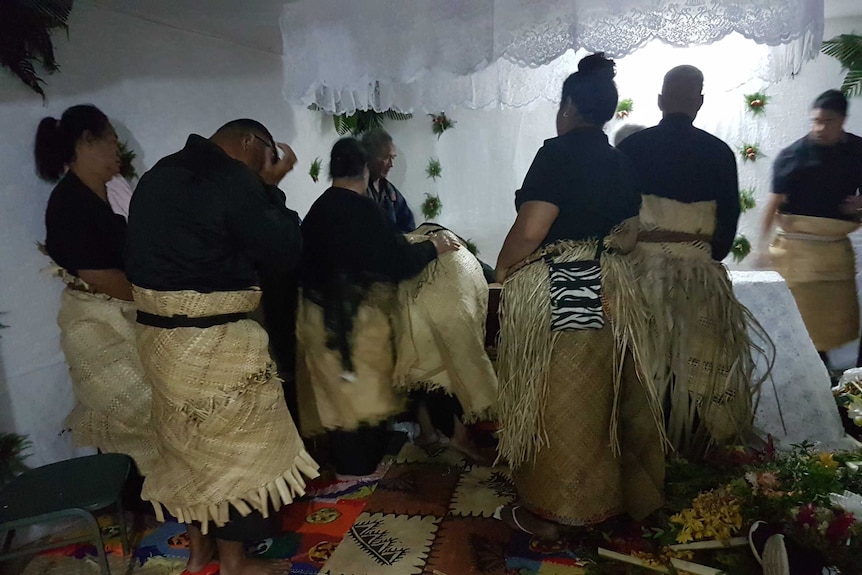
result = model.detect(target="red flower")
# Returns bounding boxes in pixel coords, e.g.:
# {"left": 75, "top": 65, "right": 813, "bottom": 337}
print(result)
{"left": 826, "top": 511, "right": 855, "bottom": 542}
{"left": 796, "top": 503, "right": 818, "bottom": 528}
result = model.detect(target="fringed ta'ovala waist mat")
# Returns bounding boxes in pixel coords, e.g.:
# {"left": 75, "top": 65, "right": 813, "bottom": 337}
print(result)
{"left": 132, "top": 286, "right": 319, "bottom": 533}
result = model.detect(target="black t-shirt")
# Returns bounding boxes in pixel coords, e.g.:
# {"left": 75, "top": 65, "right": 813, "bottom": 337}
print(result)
{"left": 616, "top": 114, "right": 741, "bottom": 261}
{"left": 515, "top": 127, "right": 640, "bottom": 244}
{"left": 126, "top": 134, "right": 302, "bottom": 292}
{"left": 299, "top": 186, "right": 437, "bottom": 294}
{"left": 772, "top": 133, "right": 862, "bottom": 221}
{"left": 44, "top": 172, "right": 127, "bottom": 275}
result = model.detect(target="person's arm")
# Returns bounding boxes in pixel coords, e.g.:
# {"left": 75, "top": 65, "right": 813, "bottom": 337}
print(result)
{"left": 495, "top": 200, "right": 559, "bottom": 283}
{"left": 77, "top": 268, "right": 133, "bottom": 301}
{"left": 712, "top": 147, "right": 741, "bottom": 261}
{"left": 758, "top": 193, "right": 786, "bottom": 255}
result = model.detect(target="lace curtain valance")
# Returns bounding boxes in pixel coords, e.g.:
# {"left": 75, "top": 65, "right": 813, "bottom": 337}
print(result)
{"left": 281, "top": 0, "right": 824, "bottom": 113}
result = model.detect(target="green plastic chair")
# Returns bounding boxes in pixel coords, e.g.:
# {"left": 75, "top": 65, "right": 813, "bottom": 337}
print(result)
{"left": 0, "top": 453, "right": 132, "bottom": 574}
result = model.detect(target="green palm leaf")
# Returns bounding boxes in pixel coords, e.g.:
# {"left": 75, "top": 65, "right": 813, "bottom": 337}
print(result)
{"left": 821, "top": 34, "right": 862, "bottom": 98}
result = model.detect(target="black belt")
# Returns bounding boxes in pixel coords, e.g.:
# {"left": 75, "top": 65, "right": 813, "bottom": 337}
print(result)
{"left": 136, "top": 310, "right": 249, "bottom": 329}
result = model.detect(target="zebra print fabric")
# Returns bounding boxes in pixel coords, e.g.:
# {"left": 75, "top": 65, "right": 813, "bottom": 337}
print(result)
{"left": 548, "top": 260, "right": 604, "bottom": 331}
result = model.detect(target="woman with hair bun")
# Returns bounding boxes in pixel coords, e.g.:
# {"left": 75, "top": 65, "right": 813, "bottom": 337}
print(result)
{"left": 494, "top": 54, "right": 665, "bottom": 537}
{"left": 35, "top": 104, "right": 155, "bottom": 473}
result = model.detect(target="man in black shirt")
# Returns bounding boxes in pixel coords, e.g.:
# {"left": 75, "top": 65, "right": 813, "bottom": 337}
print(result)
{"left": 127, "top": 119, "right": 317, "bottom": 575}
{"left": 759, "top": 90, "right": 862, "bottom": 366}
{"left": 617, "top": 65, "right": 740, "bottom": 261}
{"left": 361, "top": 128, "right": 416, "bottom": 233}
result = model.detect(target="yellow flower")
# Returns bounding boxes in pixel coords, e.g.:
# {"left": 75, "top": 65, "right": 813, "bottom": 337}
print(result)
{"left": 818, "top": 452, "right": 839, "bottom": 469}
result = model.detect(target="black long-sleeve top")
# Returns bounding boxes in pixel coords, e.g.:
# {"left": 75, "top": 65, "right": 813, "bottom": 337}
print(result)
{"left": 126, "top": 135, "right": 301, "bottom": 292}
{"left": 617, "top": 114, "right": 740, "bottom": 261}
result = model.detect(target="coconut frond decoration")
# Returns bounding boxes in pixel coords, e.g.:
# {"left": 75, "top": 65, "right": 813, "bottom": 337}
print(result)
{"left": 731, "top": 235, "right": 752, "bottom": 263}
{"left": 309, "top": 157, "right": 322, "bottom": 183}
{"left": 739, "top": 188, "right": 757, "bottom": 213}
{"left": 429, "top": 113, "right": 456, "bottom": 138}
{"left": 0, "top": 433, "right": 31, "bottom": 486}
{"left": 118, "top": 140, "right": 138, "bottom": 180}
{"left": 0, "top": 0, "right": 73, "bottom": 100}
{"left": 615, "top": 98, "right": 634, "bottom": 119}
{"left": 421, "top": 194, "right": 442, "bottom": 220}
{"left": 744, "top": 92, "right": 769, "bottom": 114}
{"left": 426, "top": 158, "right": 442, "bottom": 180}
{"left": 738, "top": 143, "right": 764, "bottom": 163}
{"left": 332, "top": 109, "right": 413, "bottom": 136}
{"left": 821, "top": 34, "right": 862, "bottom": 98}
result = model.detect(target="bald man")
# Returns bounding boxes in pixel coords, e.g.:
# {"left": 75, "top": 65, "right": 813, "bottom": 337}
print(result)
{"left": 617, "top": 65, "right": 739, "bottom": 260}
{"left": 616, "top": 66, "right": 757, "bottom": 457}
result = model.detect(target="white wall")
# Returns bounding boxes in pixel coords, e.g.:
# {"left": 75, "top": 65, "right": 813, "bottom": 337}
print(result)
{"left": 1, "top": 3, "right": 861, "bottom": 465}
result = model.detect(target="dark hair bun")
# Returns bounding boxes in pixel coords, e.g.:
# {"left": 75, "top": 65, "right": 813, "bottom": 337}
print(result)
{"left": 578, "top": 53, "right": 616, "bottom": 80}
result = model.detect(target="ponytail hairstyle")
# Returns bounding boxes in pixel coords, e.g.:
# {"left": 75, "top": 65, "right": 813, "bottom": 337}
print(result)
{"left": 329, "top": 137, "right": 368, "bottom": 180}
{"left": 560, "top": 53, "right": 618, "bottom": 126}
{"left": 34, "top": 104, "right": 111, "bottom": 182}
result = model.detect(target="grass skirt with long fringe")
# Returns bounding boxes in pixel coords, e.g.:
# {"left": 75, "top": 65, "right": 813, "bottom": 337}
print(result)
{"left": 632, "top": 195, "right": 770, "bottom": 457}
{"left": 497, "top": 240, "right": 665, "bottom": 526}
{"left": 57, "top": 285, "right": 157, "bottom": 475}
{"left": 133, "top": 287, "right": 319, "bottom": 534}
{"left": 769, "top": 214, "right": 859, "bottom": 352}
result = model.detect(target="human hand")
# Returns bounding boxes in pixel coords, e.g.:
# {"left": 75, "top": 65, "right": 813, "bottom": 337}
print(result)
{"left": 429, "top": 231, "right": 460, "bottom": 255}
{"left": 840, "top": 195, "right": 862, "bottom": 217}
{"left": 260, "top": 142, "right": 298, "bottom": 186}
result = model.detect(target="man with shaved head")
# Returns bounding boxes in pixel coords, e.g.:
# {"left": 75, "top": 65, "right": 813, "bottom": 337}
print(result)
{"left": 617, "top": 66, "right": 758, "bottom": 457}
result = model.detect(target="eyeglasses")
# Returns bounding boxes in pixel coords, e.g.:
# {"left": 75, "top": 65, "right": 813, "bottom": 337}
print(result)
{"left": 252, "top": 134, "right": 275, "bottom": 152}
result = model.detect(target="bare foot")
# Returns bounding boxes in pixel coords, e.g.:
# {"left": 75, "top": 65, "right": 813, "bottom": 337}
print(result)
{"left": 497, "top": 505, "right": 561, "bottom": 540}
{"left": 219, "top": 557, "right": 292, "bottom": 575}
{"left": 185, "top": 525, "right": 217, "bottom": 573}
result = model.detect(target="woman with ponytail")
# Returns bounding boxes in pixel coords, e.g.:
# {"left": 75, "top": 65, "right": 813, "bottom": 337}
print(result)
{"left": 35, "top": 104, "right": 155, "bottom": 474}
{"left": 494, "top": 54, "right": 665, "bottom": 537}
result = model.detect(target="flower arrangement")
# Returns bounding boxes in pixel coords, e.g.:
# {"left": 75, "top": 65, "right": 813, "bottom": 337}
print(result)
{"left": 731, "top": 235, "right": 751, "bottom": 263}
{"left": 739, "top": 143, "right": 763, "bottom": 163}
{"left": 421, "top": 194, "right": 442, "bottom": 220}
{"left": 590, "top": 444, "right": 862, "bottom": 574}
{"left": 739, "top": 188, "right": 756, "bottom": 213}
{"left": 429, "top": 113, "right": 456, "bottom": 138}
{"left": 616, "top": 98, "right": 634, "bottom": 119}
{"left": 744, "top": 92, "right": 769, "bottom": 115}
{"left": 309, "top": 157, "right": 321, "bottom": 183}
{"left": 426, "top": 158, "right": 442, "bottom": 180}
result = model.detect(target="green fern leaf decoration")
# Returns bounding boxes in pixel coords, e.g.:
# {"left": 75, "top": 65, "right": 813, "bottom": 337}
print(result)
{"left": 731, "top": 235, "right": 752, "bottom": 263}
{"left": 821, "top": 34, "right": 862, "bottom": 98}
{"left": 426, "top": 158, "right": 442, "bottom": 180}
{"left": 739, "top": 188, "right": 757, "bottom": 213}
{"left": 421, "top": 194, "right": 442, "bottom": 220}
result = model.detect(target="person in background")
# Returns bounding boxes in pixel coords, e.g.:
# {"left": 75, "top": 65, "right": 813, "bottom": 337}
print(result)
{"left": 494, "top": 54, "right": 664, "bottom": 539}
{"left": 759, "top": 89, "right": 862, "bottom": 370}
{"left": 35, "top": 104, "right": 156, "bottom": 476}
{"left": 617, "top": 66, "right": 765, "bottom": 456}
{"left": 126, "top": 119, "right": 318, "bottom": 575}
{"left": 613, "top": 123, "right": 646, "bottom": 147}
{"left": 361, "top": 128, "right": 416, "bottom": 232}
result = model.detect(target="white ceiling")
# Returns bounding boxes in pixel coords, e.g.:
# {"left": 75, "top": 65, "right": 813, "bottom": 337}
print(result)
{"left": 88, "top": 0, "right": 860, "bottom": 56}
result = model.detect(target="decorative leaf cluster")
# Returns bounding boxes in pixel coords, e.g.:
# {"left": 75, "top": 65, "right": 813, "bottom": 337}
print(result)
{"left": 821, "top": 34, "right": 862, "bottom": 98}
{"left": 425, "top": 157, "right": 442, "bottom": 180}
{"left": 332, "top": 109, "right": 413, "bottom": 136}
{"left": 615, "top": 98, "right": 634, "bottom": 119}
{"left": 421, "top": 193, "right": 442, "bottom": 220}
{"left": 731, "top": 235, "right": 751, "bottom": 262}
{"left": 739, "top": 188, "right": 756, "bottom": 213}
{"left": 118, "top": 140, "right": 138, "bottom": 180}
{"left": 309, "top": 157, "right": 321, "bottom": 183}
{"left": 0, "top": 0, "right": 73, "bottom": 99}
{"left": 429, "top": 112, "right": 456, "bottom": 138}
{"left": 744, "top": 92, "right": 769, "bottom": 115}
{"left": 738, "top": 143, "right": 763, "bottom": 163}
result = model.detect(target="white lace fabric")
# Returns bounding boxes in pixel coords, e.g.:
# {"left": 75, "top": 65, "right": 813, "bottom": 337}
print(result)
{"left": 281, "top": 0, "right": 823, "bottom": 113}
